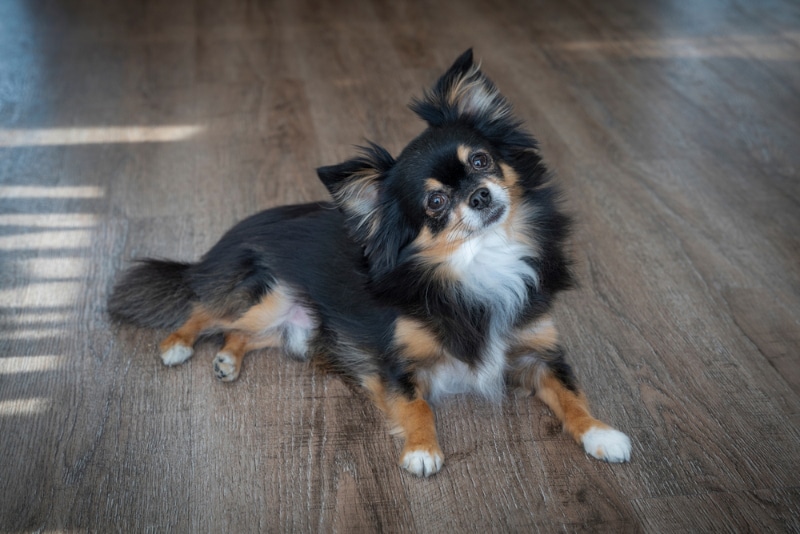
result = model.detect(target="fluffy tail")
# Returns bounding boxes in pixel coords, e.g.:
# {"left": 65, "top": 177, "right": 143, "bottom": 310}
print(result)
{"left": 108, "top": 259, "right": 196, "bottom": 329}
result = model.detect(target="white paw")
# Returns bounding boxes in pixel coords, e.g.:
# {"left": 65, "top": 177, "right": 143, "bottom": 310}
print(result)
{"left": 400, "top": 448, "right": 444, "bottom": 477}
{"left": 582, "top": 427, "right": 632, "bottom": 463}
{"left": 161, "top": 344, "right": 194, "bottom": 366}
{"left": 213, "top": 352, "right": 239, "bottom": 382}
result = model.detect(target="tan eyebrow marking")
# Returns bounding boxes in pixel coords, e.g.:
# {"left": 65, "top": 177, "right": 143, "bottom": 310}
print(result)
{"left": 457, "top": 144, "right": 472, "bottom": 165}
{"left": 425, "top": 178, "right": 446, "bottom": 192}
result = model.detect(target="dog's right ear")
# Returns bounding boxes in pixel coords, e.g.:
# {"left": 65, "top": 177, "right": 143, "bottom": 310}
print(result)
{"left": 317, "top": 143, "right": 395, "bottom": 242}
{"left": 410, "top": 49, "right": 510, "bottom": 126}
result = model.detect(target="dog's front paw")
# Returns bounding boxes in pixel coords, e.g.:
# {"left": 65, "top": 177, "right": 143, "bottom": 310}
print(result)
{"left": 400, "top": 447, "right": 444, "bottom": 477}
{"left": 161, "top": 343, "right": 194, "bottom": 366}
{"left": 581, "top": 426, "right": 632, "bottom": 463}
{"left": 213, "top": 352, "right": 240, "bottom": 382}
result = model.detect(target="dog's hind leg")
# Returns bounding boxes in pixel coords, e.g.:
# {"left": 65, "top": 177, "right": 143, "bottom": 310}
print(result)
{"left": 159, "top": 306, "right": 217, "bottom": 366}
{"left": 508, "top": 317, "right": 632, "bottom": 463}
{"left": 213, "top": 331, "right": 252, "bottom": 382}
{"left": 212, "top": 284, "right": 314, "bottom": 381}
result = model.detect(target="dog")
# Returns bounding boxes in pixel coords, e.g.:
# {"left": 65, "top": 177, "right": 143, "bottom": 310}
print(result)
{"left": 109, "top": 49, "right": 632, "bottom": 477}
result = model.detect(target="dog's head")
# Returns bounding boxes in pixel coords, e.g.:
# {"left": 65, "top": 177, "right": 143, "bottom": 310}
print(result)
{"left": 318, "top": 49, "right": 543, "bottom": 282}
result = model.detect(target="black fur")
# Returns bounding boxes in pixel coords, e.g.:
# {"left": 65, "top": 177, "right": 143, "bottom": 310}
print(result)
{"left": 108, "top": 259, "right": 194, "bottom": 330}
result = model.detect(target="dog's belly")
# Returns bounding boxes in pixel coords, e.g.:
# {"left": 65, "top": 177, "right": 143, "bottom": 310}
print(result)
{"left": 230, "top": 284, "right": 316, "bottom": 360}
{"left": 274, "top": 304, "right": 315, "bottom": 360}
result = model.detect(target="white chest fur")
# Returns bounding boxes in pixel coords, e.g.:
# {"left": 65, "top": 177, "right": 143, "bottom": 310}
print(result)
{"left": 423, "top": 228, "right": 538, "bottom": 402}
{"left": 448, "top": 227, "right": 538, "bottom": 320}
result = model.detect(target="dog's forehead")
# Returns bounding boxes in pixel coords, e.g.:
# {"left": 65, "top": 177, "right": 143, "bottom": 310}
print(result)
{"left": 398, "top": 129, "right": 487, "bottom": 186}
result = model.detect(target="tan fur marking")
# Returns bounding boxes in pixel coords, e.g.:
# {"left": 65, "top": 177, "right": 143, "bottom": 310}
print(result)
{"left": 505, "top": 317, "right": 560, "bottom": 391}
{"left": 362, "top": 375, "right": 389, "bottom": 414}
{"left": 516, "top": 315, "right": 559, "bottom": 353}
{"left": 498, "top": 162, "right": 519, "bottom": 187}
{"left": 395, "top": 317, "right": 443, "bottom": 363}
{"left": 456, "top": 144, "right": 472, "bottom": 165}
{"left": 230, "top": 288, "right": 292, "bottom": 334}
{"left": 411, "top": 226, "right": 463, "bottom": 272}
{"left": 242, "top": 333, "right": 282, "bottom": 351}
{"left": 498, "top": 162, "right": 523, "bottom": 214}
{"left": 361, "top": 376, "right": 442, "bottom": 459}
{"left": 498, "top": 162, "right": 528, "bottom": 239}
{"left": 425, "top": 177, "right": 446, "bottom": 192}
{"left": 536, "top": 373, "right": 609, "bottom": 444}
{"left": 213, "top": 330, "right": 253, "bottom": 380}
{"left": 160, "top": 306, "right": 217, "bottom": 352}
{"left": 220, "top": 330, "right": 251, "bottom": 359}
{"left": 388, "top": 396, "right": 442, "bottom": 460}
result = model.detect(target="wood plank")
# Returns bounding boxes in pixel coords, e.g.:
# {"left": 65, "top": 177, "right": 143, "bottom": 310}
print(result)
{"left": 633, "top": 488, "right": 800, "bottom": 532}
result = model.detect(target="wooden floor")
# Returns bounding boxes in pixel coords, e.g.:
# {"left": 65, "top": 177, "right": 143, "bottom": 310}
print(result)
{"left": 1, "top": 0, "right": 799, "bottom": 531}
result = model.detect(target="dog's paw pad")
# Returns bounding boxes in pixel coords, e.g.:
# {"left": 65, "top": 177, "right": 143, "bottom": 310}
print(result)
{"left": 582, "top": 427, "right": 632, "bottom": 463}
{"left": 213, "top": 352, "right": 239, "bottom": 382}
{"left": 400, "top": 448, "right": 444, "bottom": 477}
{"left": 161, "top": 344, "right": 194, "bottom": 366}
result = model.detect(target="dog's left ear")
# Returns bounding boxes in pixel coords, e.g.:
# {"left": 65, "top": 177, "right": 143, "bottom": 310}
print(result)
{"left": 317, "top": 143, "right": 394, "bottom": 232}
{"left": 410, "top": 48, "right": 513, "bottom": 128}
{"left": 318, "top": 144, "right": 416, "bottom": 280}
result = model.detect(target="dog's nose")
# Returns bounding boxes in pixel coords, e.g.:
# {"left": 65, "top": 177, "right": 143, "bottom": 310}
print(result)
{"left": 469, "top": 187, "right": 492, "bottom": 210}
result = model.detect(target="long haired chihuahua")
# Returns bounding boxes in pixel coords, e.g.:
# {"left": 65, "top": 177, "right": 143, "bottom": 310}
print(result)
{"left": 109, "top": 49, "right": 632, "bottom": 476}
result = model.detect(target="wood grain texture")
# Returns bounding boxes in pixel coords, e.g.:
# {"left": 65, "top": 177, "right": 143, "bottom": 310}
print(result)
{"left": 1, "top": 0, "right": 799, "bottom": 531}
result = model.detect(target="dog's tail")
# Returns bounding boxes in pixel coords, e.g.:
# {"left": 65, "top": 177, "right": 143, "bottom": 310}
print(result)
{"left": 108, "top": 259, "right": 196, "bottom": 330}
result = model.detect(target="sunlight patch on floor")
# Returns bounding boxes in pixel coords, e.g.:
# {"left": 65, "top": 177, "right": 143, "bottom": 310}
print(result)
{"left": 558, "top": 33, "right": 800, "bottom": 60}
{"left": 0, "top": 356, "right": 63, "bottom": 374}
{"left": 0, "top": 229, "right": 95, "bottom": 250}
{"left": 0, "top": 125, "right": 205, "bottom": 147}
{"left": 0, "top": 185, "right": 105, "bottom": 198}
{"left": 18, "top": 257, "right": 93, "bottom": 279}
{"left": 0, "top": 397, "right": 51, "bottom": 415}
{"left": 1, "top": 311, "right": 73, "bottom": 325}
{"left": 1, "top": 212, "right": 101, "bottom": 309}
{"left": 0, "top": 213, "right": 101, "bottom": 228}
{"left": 0, "top": 281, "right": 87, "bottom": 308}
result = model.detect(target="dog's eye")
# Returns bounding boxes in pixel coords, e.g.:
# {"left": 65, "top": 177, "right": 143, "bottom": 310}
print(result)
{"left": 426, "top": 192, "right": 449, "bottom": 213}
{"left": 470, "top": 152, "right": 490, "bottom": 169}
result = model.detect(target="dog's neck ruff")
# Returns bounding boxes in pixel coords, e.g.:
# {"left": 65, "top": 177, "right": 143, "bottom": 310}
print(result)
{"left": 423, "top": 226, "right": 539, "bottom": 403}
{"left": 447, "top": 226, "right": 538, "bottom": 321}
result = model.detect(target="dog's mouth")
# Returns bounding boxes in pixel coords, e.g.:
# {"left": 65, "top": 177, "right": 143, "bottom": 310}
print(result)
{"left": 482, "top": 204, "right": 507, "bottom": 227}
{"left": 459, "top": 199, "right": 509, "bottom": 235}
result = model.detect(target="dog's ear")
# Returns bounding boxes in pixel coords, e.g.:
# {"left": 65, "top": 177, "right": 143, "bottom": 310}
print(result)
{"left": 317, "top": 143, "right": 404, "bottom": 270}
{"left": 410, "top": 48, "right": 513, "bottom": 127}
{"left": 318, "top": 142, "right": 394, "bottom": 225}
